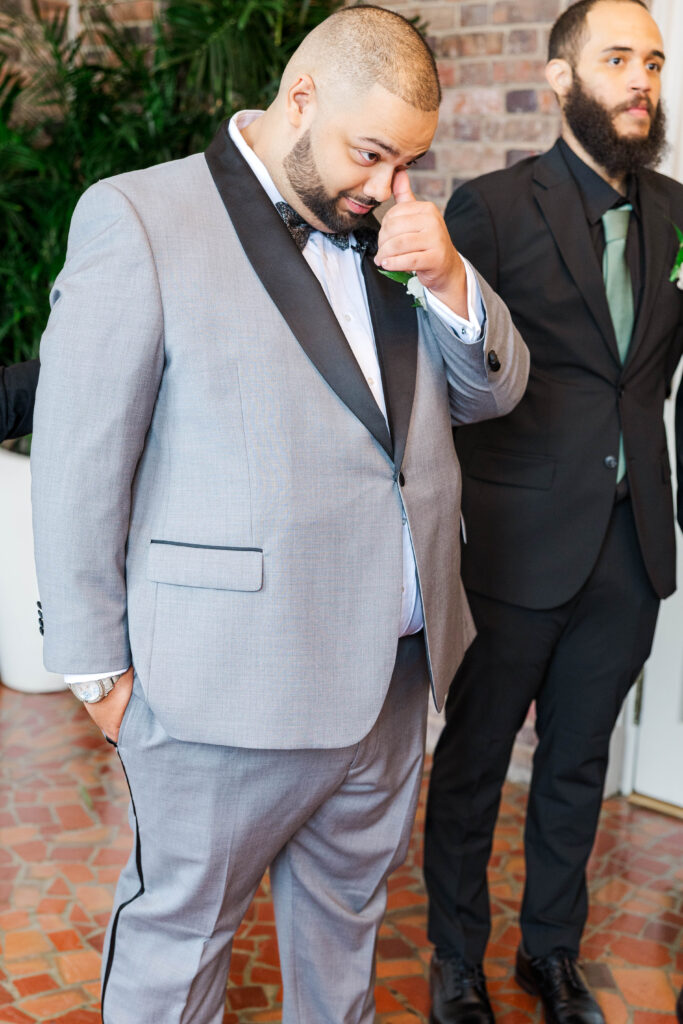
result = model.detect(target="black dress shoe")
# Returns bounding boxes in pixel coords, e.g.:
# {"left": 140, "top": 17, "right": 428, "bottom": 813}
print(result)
{"left": 515, "top": 944, "right": 605, "bottom": 1024}
{"left": 429, "top": 953, "right": 495, "bottom": 1024}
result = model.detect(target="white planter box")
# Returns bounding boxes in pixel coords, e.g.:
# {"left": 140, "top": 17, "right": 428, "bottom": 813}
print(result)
{"left": 0, "top": 445, "right": 64, "bottom": 693}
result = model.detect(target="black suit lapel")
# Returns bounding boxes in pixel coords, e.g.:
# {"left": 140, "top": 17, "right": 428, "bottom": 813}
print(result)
{"left": 204, "top": 122, "right": 392, "bottom": 460}
{"left": 533, "top": 144, "right": 621, "bottom": 366}
{"left": 361, "top": 256, "right": 419, "bottom": 475}
{"left": 625, "top": 175, "right": 670, "bottom": 368}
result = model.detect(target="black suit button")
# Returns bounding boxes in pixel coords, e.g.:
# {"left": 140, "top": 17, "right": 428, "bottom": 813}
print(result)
{"left": 618, "top": 385, "right": 625, "bottom": 397}
{"left": 487, "top": 350, "right": 501, "bottom": 372}
{"left": 604, "top": 455, "right": 618, "bottom": 470}
{"left": 399, "top": 471, "right": 406, "bottom": 486}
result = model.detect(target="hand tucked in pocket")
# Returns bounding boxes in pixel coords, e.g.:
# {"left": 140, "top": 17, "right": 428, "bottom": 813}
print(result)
{"left": 84, "top": 666, "right": 135, "bottom": 744}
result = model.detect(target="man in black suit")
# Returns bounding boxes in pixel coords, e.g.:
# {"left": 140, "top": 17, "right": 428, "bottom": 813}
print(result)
{"left": 0, "top": 360, "right": 39, "bottom": 441}
{"left": 425, "top": 2, "right": 683, "bottom": 1023}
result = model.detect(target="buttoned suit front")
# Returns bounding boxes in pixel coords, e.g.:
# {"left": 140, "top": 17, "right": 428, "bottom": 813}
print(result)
{"left": 424, "top": 141, "right": 683, "bottom": 965}
{"left": 31, "top": 123, "right": 528, "bottom": 1021}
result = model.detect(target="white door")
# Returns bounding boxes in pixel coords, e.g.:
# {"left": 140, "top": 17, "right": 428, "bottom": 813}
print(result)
{"left": 632, "top": 368, "right": 683, "bottom": 809}
{"left": 628, "top": 0, "right": 683, "bottom": 809}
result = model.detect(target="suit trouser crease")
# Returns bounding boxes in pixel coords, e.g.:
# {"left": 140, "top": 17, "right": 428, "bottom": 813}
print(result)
{"left": 101, "top": 634, "right": 428, "bottom": 1024}
{"left": 424, "top": 498, "right": 659, "bottom": 962}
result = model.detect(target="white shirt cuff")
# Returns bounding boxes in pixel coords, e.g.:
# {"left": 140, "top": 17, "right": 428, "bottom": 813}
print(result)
{"left": 65, "top": 669, "right": 128, "bottom": 685}
{"left": 423, "top": 255, "right": 485, "bottom": 344}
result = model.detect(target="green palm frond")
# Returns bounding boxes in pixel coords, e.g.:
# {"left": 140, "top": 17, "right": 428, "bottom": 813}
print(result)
{"left": 0, "top": 0, "right": 342, "bottom": 364}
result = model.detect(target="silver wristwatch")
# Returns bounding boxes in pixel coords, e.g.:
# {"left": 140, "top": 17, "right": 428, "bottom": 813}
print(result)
{"left": 68, "top": 674, "right": 123, "bottom": 704}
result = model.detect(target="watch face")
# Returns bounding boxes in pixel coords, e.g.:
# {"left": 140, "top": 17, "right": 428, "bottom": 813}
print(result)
{"left": 75, "top": 680, "right": 103, "bottom": 703}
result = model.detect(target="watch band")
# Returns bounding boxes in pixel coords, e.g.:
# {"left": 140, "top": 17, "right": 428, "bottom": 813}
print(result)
{"left": 68, "top": 673, "right": 124, "bottom": 704}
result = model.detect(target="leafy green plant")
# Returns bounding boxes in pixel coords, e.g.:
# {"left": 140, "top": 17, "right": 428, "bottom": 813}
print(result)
{"left": 0, "top": 0, "right": 341, "bottom": 365}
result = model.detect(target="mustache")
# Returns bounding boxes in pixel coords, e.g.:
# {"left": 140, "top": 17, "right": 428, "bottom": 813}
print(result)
{"left": 339, "top": 192, "right": 381, "bottom": 210}
{"left": 613, "top": 93, "right": 655, "bottom": 117}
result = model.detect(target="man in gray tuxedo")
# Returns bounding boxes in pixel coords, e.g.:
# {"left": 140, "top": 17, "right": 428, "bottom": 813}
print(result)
{"left": 32, "top": 6, "right": 528, "bottom": 1021}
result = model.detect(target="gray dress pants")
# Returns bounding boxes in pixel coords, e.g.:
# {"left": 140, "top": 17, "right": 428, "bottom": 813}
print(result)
{"left": 101, "top": 633, "right": 429, "bottom": 1023}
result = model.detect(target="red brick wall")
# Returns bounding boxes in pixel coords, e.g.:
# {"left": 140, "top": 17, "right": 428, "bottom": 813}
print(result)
{"left": 18, "top": 0, "right": 570, "bottom": 209}
{"left": 79, "top": 0, "right": 157, "bottom": 44}
{"left": 386, "top": 0, "right": 573, "bottom": 207}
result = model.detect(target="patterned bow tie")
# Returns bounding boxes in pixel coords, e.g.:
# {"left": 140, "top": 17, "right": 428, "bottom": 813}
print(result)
{"left": 275, "top": 201, "right": 378, "bottom": 257}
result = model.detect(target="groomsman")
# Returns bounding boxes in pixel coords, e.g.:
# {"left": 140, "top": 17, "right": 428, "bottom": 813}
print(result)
{"left": 425, "top": 2, "right": 683, "bottom": 1023}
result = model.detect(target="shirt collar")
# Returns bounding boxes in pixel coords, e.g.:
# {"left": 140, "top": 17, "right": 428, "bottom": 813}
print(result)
{"left": 558, "top": 137, "right": 640, "bottom": 224}
{"left": 229, "top": 110, "right": 285, "bottom": 208}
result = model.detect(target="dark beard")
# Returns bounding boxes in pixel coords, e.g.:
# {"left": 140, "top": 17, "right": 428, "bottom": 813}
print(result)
{"left": 564, "top": 75, "right": 667, "bottom": 179}
{"left": 283, "top": 130, "right": 379, "bottom": 233}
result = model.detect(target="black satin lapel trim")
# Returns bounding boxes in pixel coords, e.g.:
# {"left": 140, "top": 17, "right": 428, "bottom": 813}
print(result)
{"left": 204, "top": 123, "right": 392, "bottom": 459}
{"left": 626, "top": 178, "right": 670, "bottom": 368}
{"left": 361, "top": 256, "right": 419, "bottom": 474}
{"left": 533, "top": 177, "right": 621, "bottom": 366}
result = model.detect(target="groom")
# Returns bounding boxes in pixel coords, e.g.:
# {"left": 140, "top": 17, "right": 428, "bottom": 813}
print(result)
{"left": 32, "top": 6, "right": 528, "bottom": 1021}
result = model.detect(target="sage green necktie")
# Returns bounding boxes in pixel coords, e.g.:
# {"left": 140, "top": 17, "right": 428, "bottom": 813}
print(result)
{"left": 601, "top": 203, "right": 633, "bottom": 481}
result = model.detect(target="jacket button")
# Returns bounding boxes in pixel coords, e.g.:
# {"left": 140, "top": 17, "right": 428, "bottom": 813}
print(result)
{"left": 399, "top": 471, "right": 406, "bottom": 486}
{"left": 618, "top": 385, "right": 625, "bottom": 397}
{"left": 487, "top": 350, "right": 501, "bottom": 372}
{"left": 604, "top": 455, "right": 618, "bottom": 470}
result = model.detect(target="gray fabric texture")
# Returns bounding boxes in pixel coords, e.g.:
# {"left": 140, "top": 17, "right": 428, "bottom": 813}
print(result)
{"left": 101, "top": 638, "right": 428, "bottom": 1023}
{"left": 31, "top": 150, "right": 529, "bottom": 747}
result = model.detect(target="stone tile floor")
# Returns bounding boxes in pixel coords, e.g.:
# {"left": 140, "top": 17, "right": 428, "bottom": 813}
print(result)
{"left": 1, "top": 685, "right": 682, "bottom": 1023}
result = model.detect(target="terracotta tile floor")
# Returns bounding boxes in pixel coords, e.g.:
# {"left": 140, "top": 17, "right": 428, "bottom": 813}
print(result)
{"left": 1, "top": 686, "right": 682, "bottom": 1023}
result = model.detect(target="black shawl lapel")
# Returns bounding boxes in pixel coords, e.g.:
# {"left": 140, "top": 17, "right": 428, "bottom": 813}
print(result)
{"left": 625, "top": 174, "right": 670, "bottom": 369}
{"left": 361, "top": 255, "right": 418, "bottom": 475}
{"left": 533, "top": 144, "right": 621, "bottom": 367}
{"left": 204, "top": 122, "right": 392, "bottom": 460}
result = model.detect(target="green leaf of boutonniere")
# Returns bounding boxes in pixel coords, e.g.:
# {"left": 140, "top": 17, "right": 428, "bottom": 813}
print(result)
{"left": 377, "top": 268, "right": 426, "bottom": 308}
{"left": 669, "top": 222, "right": 683, "bottom": 287}
{"left": 378, "top": 270, "right": 414, "bottom": 285}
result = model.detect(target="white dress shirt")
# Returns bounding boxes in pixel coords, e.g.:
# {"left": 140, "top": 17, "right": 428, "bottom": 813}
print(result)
{"left": 67, "top": 110, "right": 485, "bottom": 684}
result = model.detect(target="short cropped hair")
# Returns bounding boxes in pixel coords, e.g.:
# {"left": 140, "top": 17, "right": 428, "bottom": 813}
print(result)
{"left": 287, "top": 4, "right": 441, "bottom": 111}
{"left": 548, "top": 0, "right": 648, "bottom": 66}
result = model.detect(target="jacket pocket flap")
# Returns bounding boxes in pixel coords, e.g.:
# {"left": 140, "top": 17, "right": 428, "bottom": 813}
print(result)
{"left": 147, "top": 541, "right": 263, "bottom": 592}
{"left": 466, "top": 446, "right": 555, "bottom": 490}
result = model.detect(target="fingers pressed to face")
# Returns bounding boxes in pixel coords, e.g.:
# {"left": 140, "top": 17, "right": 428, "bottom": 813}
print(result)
{"left": 392, "top": 169, "right": 416, "bottom": 204}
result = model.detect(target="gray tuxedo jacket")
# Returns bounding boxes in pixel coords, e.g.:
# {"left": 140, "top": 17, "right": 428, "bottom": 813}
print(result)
{"left": 32, "top": 124, "right": 528, "bottom": 749}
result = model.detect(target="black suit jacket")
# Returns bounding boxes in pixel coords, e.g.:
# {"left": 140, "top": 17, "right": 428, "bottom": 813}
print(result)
{"left": 446, "top": 141, "right": 683, "bottom": 608}
{"left": 0, "top": 359, "right": 39, "bottom": 442}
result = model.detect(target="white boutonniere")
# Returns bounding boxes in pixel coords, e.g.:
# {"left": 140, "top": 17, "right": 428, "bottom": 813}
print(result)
{"left": 378, "top": 269, "right": 426, "bottom": 309}
{"left": 670, "top": 223, "right": 683, "bottom": 291}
